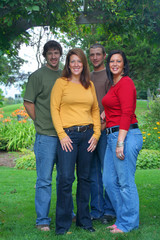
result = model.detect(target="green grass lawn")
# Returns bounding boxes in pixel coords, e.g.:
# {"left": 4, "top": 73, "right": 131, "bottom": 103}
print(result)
{"left": 0, "top": 167, "right": 160, "bottom": 240}
{"left": 0, "top": 103, "right": 23, "bottom": 118}
{"left": 0, "top": 100, "right": 147, "bottom": 118}
{"left": 136, "top": 100, "right": 148, "bottom": 116}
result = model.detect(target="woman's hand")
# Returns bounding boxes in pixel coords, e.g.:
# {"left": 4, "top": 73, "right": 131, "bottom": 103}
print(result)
{"left": 87, "top": 136, "right": 98, "bottom": 152}
{"left": 60, "top": 135, "right": 73, "bottom": 152}
{"left": 116, "top": 146, "right": 125, "bottom": 160}
{"left": 116, "top": 129, "right": 127, "bottom": 160}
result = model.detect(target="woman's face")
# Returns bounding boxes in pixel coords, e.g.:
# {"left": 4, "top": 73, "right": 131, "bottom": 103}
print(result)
{"left": 109, "top": 54, "right": 124, "bottom": 77}
{"left": 69, "top": 54, "right": 83, "bottom": 77}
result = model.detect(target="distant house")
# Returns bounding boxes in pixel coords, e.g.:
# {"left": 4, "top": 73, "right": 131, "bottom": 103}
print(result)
{"left": 15, "top": 94, "right": 22, "bottom": 102}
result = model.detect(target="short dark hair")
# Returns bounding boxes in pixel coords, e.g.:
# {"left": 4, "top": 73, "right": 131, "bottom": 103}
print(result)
{"left": 42, "top": 40, "right": 62, "bottom": 57}
{"left": 89, "top": 43, "right": 106, "bottom": 55}
{"left": 62, "top": 48, "right": 90, "bottom": 89}
{"left": 106, "top": 50, "right": 129, "bottom": 85}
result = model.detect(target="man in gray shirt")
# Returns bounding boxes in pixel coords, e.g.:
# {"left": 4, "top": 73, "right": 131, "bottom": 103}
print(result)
{"left": 89, "top": 43, "right": 116, "bottom": 224}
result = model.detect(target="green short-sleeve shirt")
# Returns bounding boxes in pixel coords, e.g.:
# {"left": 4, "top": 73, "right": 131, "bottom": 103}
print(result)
{"left": 24, "top": 66, "right": 62, "bottom": 136}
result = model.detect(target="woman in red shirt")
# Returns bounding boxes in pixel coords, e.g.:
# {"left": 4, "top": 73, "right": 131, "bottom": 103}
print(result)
{"left": 102, "top": 50, "right": 143, "bottom": 233}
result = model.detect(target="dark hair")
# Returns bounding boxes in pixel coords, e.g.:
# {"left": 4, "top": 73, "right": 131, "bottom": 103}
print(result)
{"left": 90, "top": 43, "right": 106, "bottom": 55}
{"left": 42, "top": 40, "right": 62, "bottom": 57}
{"left": 106, "top": 50, "right": 129, "bottom": 85}
{"left": 62, "top": 48, "right": 91, "bottom": 89}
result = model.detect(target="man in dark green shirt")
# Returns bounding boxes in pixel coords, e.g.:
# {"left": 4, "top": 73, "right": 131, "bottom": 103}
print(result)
{"left": 24, "top": 40, "right": 62, "bottom": 231}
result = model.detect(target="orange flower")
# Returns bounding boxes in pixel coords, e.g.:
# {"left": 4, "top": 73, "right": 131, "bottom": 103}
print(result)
{"left": 3, "top": 117, "right": 11, "bottom": 123}
{"left": 22, "top": 119, "right": 27, "bottom": 123}
{"left": 12, "top": 107, "right": 29, "bottom": 119}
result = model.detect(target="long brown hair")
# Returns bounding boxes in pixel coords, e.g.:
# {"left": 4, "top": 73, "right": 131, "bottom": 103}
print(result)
{"left": 62, "top": 48, "right": 91, "bottom": 89}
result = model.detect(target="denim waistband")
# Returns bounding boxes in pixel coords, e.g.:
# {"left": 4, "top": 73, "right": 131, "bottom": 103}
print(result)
{"left": 106, "top": 123, "right": 138, "bottom": 135}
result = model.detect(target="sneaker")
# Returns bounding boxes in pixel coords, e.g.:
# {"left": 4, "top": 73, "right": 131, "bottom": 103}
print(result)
{"left": 101, "top": 215, "right": 116, "bottom": 224}
{"left": 91, "top": 216, "right": 102, "bottom": 221}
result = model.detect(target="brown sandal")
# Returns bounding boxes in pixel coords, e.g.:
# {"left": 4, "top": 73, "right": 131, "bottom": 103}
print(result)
{"left": 36, "top": 224, "right": 50, "bottom": 231}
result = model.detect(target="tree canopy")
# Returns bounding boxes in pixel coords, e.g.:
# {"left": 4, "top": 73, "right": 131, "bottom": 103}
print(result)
{"left": 0, "top": 0, "right": 79, "bottom": 50}
{"left": 0, "top": 0, "right": 160, "bottom": 97}
{"left": 1, "top": 0, "right": 160, "bottom": 51}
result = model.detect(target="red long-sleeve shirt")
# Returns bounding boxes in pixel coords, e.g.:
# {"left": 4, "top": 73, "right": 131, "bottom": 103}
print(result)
{"left": 102, "top": 76, "right": 138, "bottom": 130}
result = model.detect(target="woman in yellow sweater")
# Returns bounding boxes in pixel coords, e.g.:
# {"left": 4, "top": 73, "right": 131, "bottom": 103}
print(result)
{"left": 50, "top": 48, "right": 101, "bottom": 235}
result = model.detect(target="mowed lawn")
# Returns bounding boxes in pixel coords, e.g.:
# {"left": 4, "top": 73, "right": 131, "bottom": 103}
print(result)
{"left": 136, "top": 100, "right": 148, "bottom": 116}
{"left": 0, "top": 167, "right": 160, "bottom": 240}
{"left": 0, "top": 100, "right": 148, "bottom": 118}
{"left": 0, "top": 103, "right": 23, "bottom": 118}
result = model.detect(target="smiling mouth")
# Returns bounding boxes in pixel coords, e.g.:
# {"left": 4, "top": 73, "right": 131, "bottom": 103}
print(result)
{"left": 50, "top": 61, "right": 57, "bottom": 65}
{"left": 50, "top": 59, "right": 57, "bottom": 62}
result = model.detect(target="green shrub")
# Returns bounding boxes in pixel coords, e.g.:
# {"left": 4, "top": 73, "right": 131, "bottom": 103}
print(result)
{"left": 0, "top": 119, "right": 35, "bottom": 151}
{"left": 15, "top": 149, "right": 58, "bottom": 171}
{"left": 146, "top": 97, "right": 160, "bottom": 123}
{"left": 137, "top": 149, "right": 160, "bottom": 169}
{"left": 138, "top": 97, "right": 160, "bottom": 150}
{"left": 15, "top": 149, "right": 36, "bottom": 170}
{"left": 14, "top": 149, "right": 160, "bottom": 171}
{"left": 0, "top": 105, "right": 35, "bottom": 151}
{"left": 138, "top": 120, "right": 160, "bottom": 150}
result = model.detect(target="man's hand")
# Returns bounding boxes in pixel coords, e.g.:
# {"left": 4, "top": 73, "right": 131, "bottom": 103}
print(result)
{"left": 24, "top": 101, "right": 36, "bottom": 121}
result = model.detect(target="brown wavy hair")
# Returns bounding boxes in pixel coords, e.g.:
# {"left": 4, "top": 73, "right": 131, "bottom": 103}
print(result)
{"left": 62, "top": 48, "right": 91, "bottom": 89}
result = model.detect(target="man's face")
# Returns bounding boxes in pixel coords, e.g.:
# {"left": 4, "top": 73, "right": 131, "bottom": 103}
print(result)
{"left": 89, "top": 47, "right": 106, "bottom": 70}
{"left": 46, "top": 48, "right": 61, "bottom": 70}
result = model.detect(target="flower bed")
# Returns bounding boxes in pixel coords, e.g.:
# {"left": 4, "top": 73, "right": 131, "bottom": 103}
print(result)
{"left": 0, "top": 106, "right": 35, "bottom": 151}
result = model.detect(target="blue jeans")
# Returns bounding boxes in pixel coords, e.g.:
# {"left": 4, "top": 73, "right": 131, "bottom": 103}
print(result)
{"left": 56, "top": 128, "right": 94, "bottom": 234}
{"left": 103, "top": 128, "right": 143, "bottom": 232}
{"left": 34, "top": 133, "right": 58, "bottom": 225}
{"left": 90, "top": 130, "right": 115, "bottom": 218}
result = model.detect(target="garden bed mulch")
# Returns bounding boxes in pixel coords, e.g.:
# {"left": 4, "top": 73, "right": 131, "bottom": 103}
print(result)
{"left": 0, "top": 152, "right": 18, "bottom": 167}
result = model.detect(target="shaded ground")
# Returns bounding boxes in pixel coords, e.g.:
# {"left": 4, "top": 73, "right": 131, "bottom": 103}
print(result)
{"left": 0, "top": 152, "right": 20, "bottom": 167}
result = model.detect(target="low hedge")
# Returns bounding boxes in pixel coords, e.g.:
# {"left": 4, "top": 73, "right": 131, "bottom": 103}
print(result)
{"left": 15, "top": 149, "right": 36, "bottom": 170}
{"left": 15, "top": 149, "right": 160, "bottom": 171}
{"left": 137, "top": 149, "right": 160, "bottom": 170}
